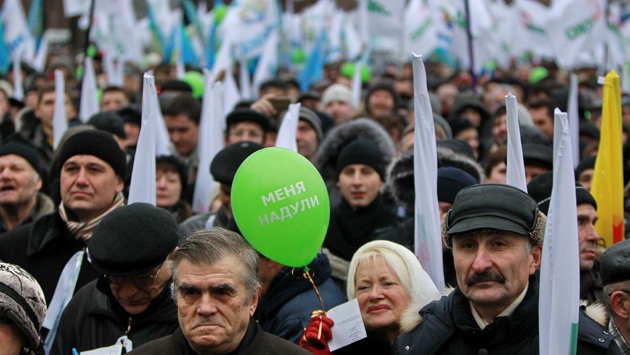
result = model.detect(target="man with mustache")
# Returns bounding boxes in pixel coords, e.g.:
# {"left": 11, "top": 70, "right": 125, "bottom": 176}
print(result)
{"left": 528, "top": 171, "right": 606, "bottom": 306}
{"left": 395, "top": 184, "right": 620, "bottom": 354}
{"left": 129, "top": 228, "right": 310, "bottom": 354}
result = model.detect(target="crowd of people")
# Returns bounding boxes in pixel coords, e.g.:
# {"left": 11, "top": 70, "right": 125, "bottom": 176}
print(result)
{"left": 0, "top": 49, "right": 629, "bottom": 354}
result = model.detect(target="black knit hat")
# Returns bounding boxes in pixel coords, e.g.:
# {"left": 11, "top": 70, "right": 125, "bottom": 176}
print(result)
{"left": 210, "top": 141, "right": 264, "bottom": 186}
{"left": 87, "top": 111, "right": 127, "bottom": 139}
{"left": 298, "top": 107, "right": 323, "bottom": 142}
{"left": 225, "top": 108, "right": 271, "bottom": 133}
{"left": 449, "top": 116, "right": 476, "bottom": 138}
{"left": 117, "top": 105, "right": 142, "bottom": 126}
{"left": 88, "top": 203, "right": 178, "bottom": 277}
{"left": 601, "top": 240, "right": 630, "bottom": 285}
{"left": 57, "top": 130, "right": 126, "bottom": 178}
{"left": 527, "top": 171, "right": 597, "bottom": 215}
{"left": 575, "top": 155, "right": 597, "bottom": 179}
{"left": 0, "top": 133, "right": 41, "bottom": 176}
{"left": 437, "top": 167, "right": 477, "bottom": 204}
{"left": 336, "top": 139, "right": 386, "bottom": 181}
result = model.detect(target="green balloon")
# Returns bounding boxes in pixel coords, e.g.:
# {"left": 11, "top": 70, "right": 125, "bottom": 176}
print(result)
{"left": 182, "top": 71, "right": 204, "bottom": 99}
{"left": 231, "top": 148, "right": 330, "bottom": 267}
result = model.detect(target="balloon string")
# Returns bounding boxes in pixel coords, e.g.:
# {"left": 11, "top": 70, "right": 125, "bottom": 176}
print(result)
{"left": 302, "top": 267, "right": 326, "bottom": 313}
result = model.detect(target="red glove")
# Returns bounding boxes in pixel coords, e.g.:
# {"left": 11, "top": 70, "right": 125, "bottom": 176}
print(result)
{"left": 299, "top": 313, "right": 335, "bottom": 355}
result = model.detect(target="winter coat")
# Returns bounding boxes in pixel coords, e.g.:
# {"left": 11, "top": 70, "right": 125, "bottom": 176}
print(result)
{"left": 0, "top": 211, "right": 100, "bottom": 304}
{"left": 313, "top": 119, "right": 396, "bottom": 208}
{"left": 178, "top": 206, "right": 229, "bottom": 242}
{"left": 394, "top": 274, "right": 621, "bottom": 355}
{"left": 50, "top": 277, "right": 178, "bottom": 354}
{"left": 254, "top": 253, "right": 346, "bottom": 344}
{"left": 581, "top": 268, "right": 608, "bottom": 307}
{"left": 128, "top": 319, "right": 311, "bottom": 355}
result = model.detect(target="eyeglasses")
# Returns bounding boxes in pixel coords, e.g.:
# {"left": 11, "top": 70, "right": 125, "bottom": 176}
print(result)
{"left": 104, "top": 262, "right": 164, "bottom": 288}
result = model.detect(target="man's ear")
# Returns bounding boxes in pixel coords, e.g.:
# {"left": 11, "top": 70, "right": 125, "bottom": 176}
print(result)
{"left": 611, "top": 291, "right": 630, "bottom": 320}
{"left": 249, "top": 285, "right": 261, "bottom": 317}
{"left": 529, "top": 245, "right": 543, "bottom": 274}
{"left": 168, "top": 247, "right": 178, "bottom": 261}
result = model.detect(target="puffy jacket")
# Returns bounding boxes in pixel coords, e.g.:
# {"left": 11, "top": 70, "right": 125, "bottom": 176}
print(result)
{"left": 50, "top": 277, "right": 178, "bottom": 354}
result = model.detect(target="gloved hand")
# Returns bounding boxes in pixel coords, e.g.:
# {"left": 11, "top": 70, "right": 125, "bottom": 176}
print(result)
{"left": 299, "top": 312, "right": 334, "bottom": 355}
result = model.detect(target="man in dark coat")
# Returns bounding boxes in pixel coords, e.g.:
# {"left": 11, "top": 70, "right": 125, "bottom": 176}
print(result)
{"left": 528, "top": 172, "right": 607, "bottom": 306}
{"left": 0, "top": 130, "right": 127, "bottom": 347}
{"left": 129, "top": 228, "right": 310, "bottom": 355}
{"left": 323, "top": 139, "right": 400, "bottom": 286}
{"left": 50, "top": 203, "right": 180, "bottom": 354}
{"left": 255, "top": 252, "right": 346, "bottom": 343}
{"left": 395, "top": 184, "right": 620, "bottom": 354}
{"left": 601, "top": 240, "right": 630, "bottom": 354}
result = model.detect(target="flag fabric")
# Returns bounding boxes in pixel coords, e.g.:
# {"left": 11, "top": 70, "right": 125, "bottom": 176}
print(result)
{"left": 63, "top": 0, "right": 91, "bottom": 17}
{"left": 539, "top": 108, "right": 580, "bottom": 355}
{"left": 568, "top": 73, "right": 580, "bottom": 168}
{"left": 403, "top": 0, "right": 437, "bottom": 58}
{"left": 297, "top": 31, "right": 325, "bottom": 92}
{"left": 52, "top": 70, "right": 67, "bottom": 150}
{"left": 79, "top": 57, "right": 99, "bottom": 122}
{"left": 30, "top": 33, "right": 47, "bottom": 72}
{"left": 0, "top": 21, "right": 10, "bottom": 74}
{"left": 252, "top": 29, "right": 279, "bottom": 98}
{"left": 275, "top": 103, "right": 301, "bottom": 152}
{"left": 239, "top": 58, "right": 253, "bottom": 100}
{"left": 412, "top": 53, "right": 444, "bottom": 292}
{"left": 223, "top": 63, "right": 241, "bottom": 119}
{"left": 351, "top": 61, "right": 362, "bottom": 108}
{"left": 505, "top": 93, "right": 527, "bottom": 192}
{"left": 1, "top": 0, "right": 35, "bottom": 62}
{"left": 591, "top": 70, "right": 625, "bottom": 247}
{"left": 192, "top": 76, "right": 225, "bottom": 214}
{"left": 12, "top": 58, "right": 23, "bottom": 101}
{"left": 128, "top": 74, "right": 159, "bottom": 205}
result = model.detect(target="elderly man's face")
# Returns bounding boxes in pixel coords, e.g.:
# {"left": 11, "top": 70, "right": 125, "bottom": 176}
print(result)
{"left": 60, "top": 155, "right": 123, "bottom": 222}
{"left": 0, "top": 155, "right": 41, "bottom": 207}
{"left": 226, "top": 122, "right": 265, "bottom": 145}
{"left": 109, "top": 260, "right": 172, "bottom": 315}
{"left": 452, "top": 233, "right": 541, "bottom": 314}
{"left": 175, "top": 255, "right": 259, "bottom": 354}
{"left": 296, "top": 121, "right": 318, "bottom": 161}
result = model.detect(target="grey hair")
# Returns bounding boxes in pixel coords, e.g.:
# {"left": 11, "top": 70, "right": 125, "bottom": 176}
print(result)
{"left": 604, "top": 280, "right": 630, "bottom": 300}
{"left": 171, "top": 228, "right": 260, "bottom": 303}
{"left": 347, "top": 248, "right": 412, "bottom": 301}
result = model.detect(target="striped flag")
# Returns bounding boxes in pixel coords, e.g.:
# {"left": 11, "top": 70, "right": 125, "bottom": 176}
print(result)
{"left": 591, "top": 70, "right": 625, "bottom": 247}
{"left": 505, "top": 93, "right": 527, "bottom": 192}
{"left": 411, "top": 53, "right": 444, "bottom": 292}
{"left": 539, "top": 108, "right": 580, "bottom": 354}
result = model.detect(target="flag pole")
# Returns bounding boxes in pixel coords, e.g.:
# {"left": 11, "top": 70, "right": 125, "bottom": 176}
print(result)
{"left": 464, "top": 0, "right": 476, "bottom": 93}
{"left": 83, "top": 0, "right": 96, "bottom": 59}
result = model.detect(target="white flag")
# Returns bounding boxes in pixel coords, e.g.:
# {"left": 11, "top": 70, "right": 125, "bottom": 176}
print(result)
{"left": 275, "top": 103, "right": 301, "bottom": 152}
{"left": 52, "top": 70, "right": 67, "bottom": 150}
{"left": 568, "top": 74, "right": 580, "bottom": 168}
{"left": 403, "top": 0, "right": 437, "bottom": 58}
{"left": 79, "top": 57, "right": 99, "bottom": 122}
{"left": 1, "top": 0, "right": 34, "bottom": 61}
{"left": 239, "top": 58, "right": 253, "bottom": 100}
{"left": 128, "top": 74, "right": 159, "bottom": 205}
{"left": 351, "top": 62, "right": 362, "bottom": 108}
{"left": 30, "top": 34, "right": 49, "bottom": 72}
{"left": 63, "top": 0, "right": 91, "bottom": 17}
{"left": 506, "top": 93, "right": 527, "bottom": 192}
{"left": 539, "top": 108, "right": 580, "bottom": 354}
{"left": 412, "top": 53, "right": 444, "bottom": 292}
{"left": 192, "top": 76, "right": 225, "bottom": 214}
{"left": 223, "top": 64, "right": 241, "bottom": 119}
{"left": 252, "top": 30, "right": 279, "bottom": 99}
{"left": 12, "top": 58, "right": 23, "bottom": 101}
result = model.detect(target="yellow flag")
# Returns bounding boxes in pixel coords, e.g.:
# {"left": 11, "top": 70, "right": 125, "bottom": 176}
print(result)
{"left": 591, "top": 70, "right": 625, "bottom": 247}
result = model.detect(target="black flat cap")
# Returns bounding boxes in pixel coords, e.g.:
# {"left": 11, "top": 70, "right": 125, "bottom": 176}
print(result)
{"left": 0, "top": 133, "right": 41, "bottom": 176}
{"left": 527, "top": 171, "right": 597, "bottom": 215}
{"left": 225, "top": 108, "right": 271, "bottom": 132}
{"left": 522, "top": 143, "right": 553, "bottom": 170}
{"left": 88, "top": 203, "right": 178, "bottom": 277}
{"left": 210, "top": 141, "right": 264, "bottom": 186}
{"left": 601, "top": 240, "right": 630, "bottom": 285}
{"left": 446, "top": 183, "right": 539, "bottom": 237}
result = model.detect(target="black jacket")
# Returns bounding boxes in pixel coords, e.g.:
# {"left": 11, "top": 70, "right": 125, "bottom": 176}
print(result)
{"left": 0, "top": 211, "right": 100, "bottom": 304}
{"left": 254, "top": 253, "right": 346, "bottom": 343}
{"left": 394, "top": 274, "right": 621, "bottom": 355}
{"left": 50, "top": 277, "right": 178, "bottom": 354}
{"left": 128, "top": 319, "right": 311, "bottom": 355}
